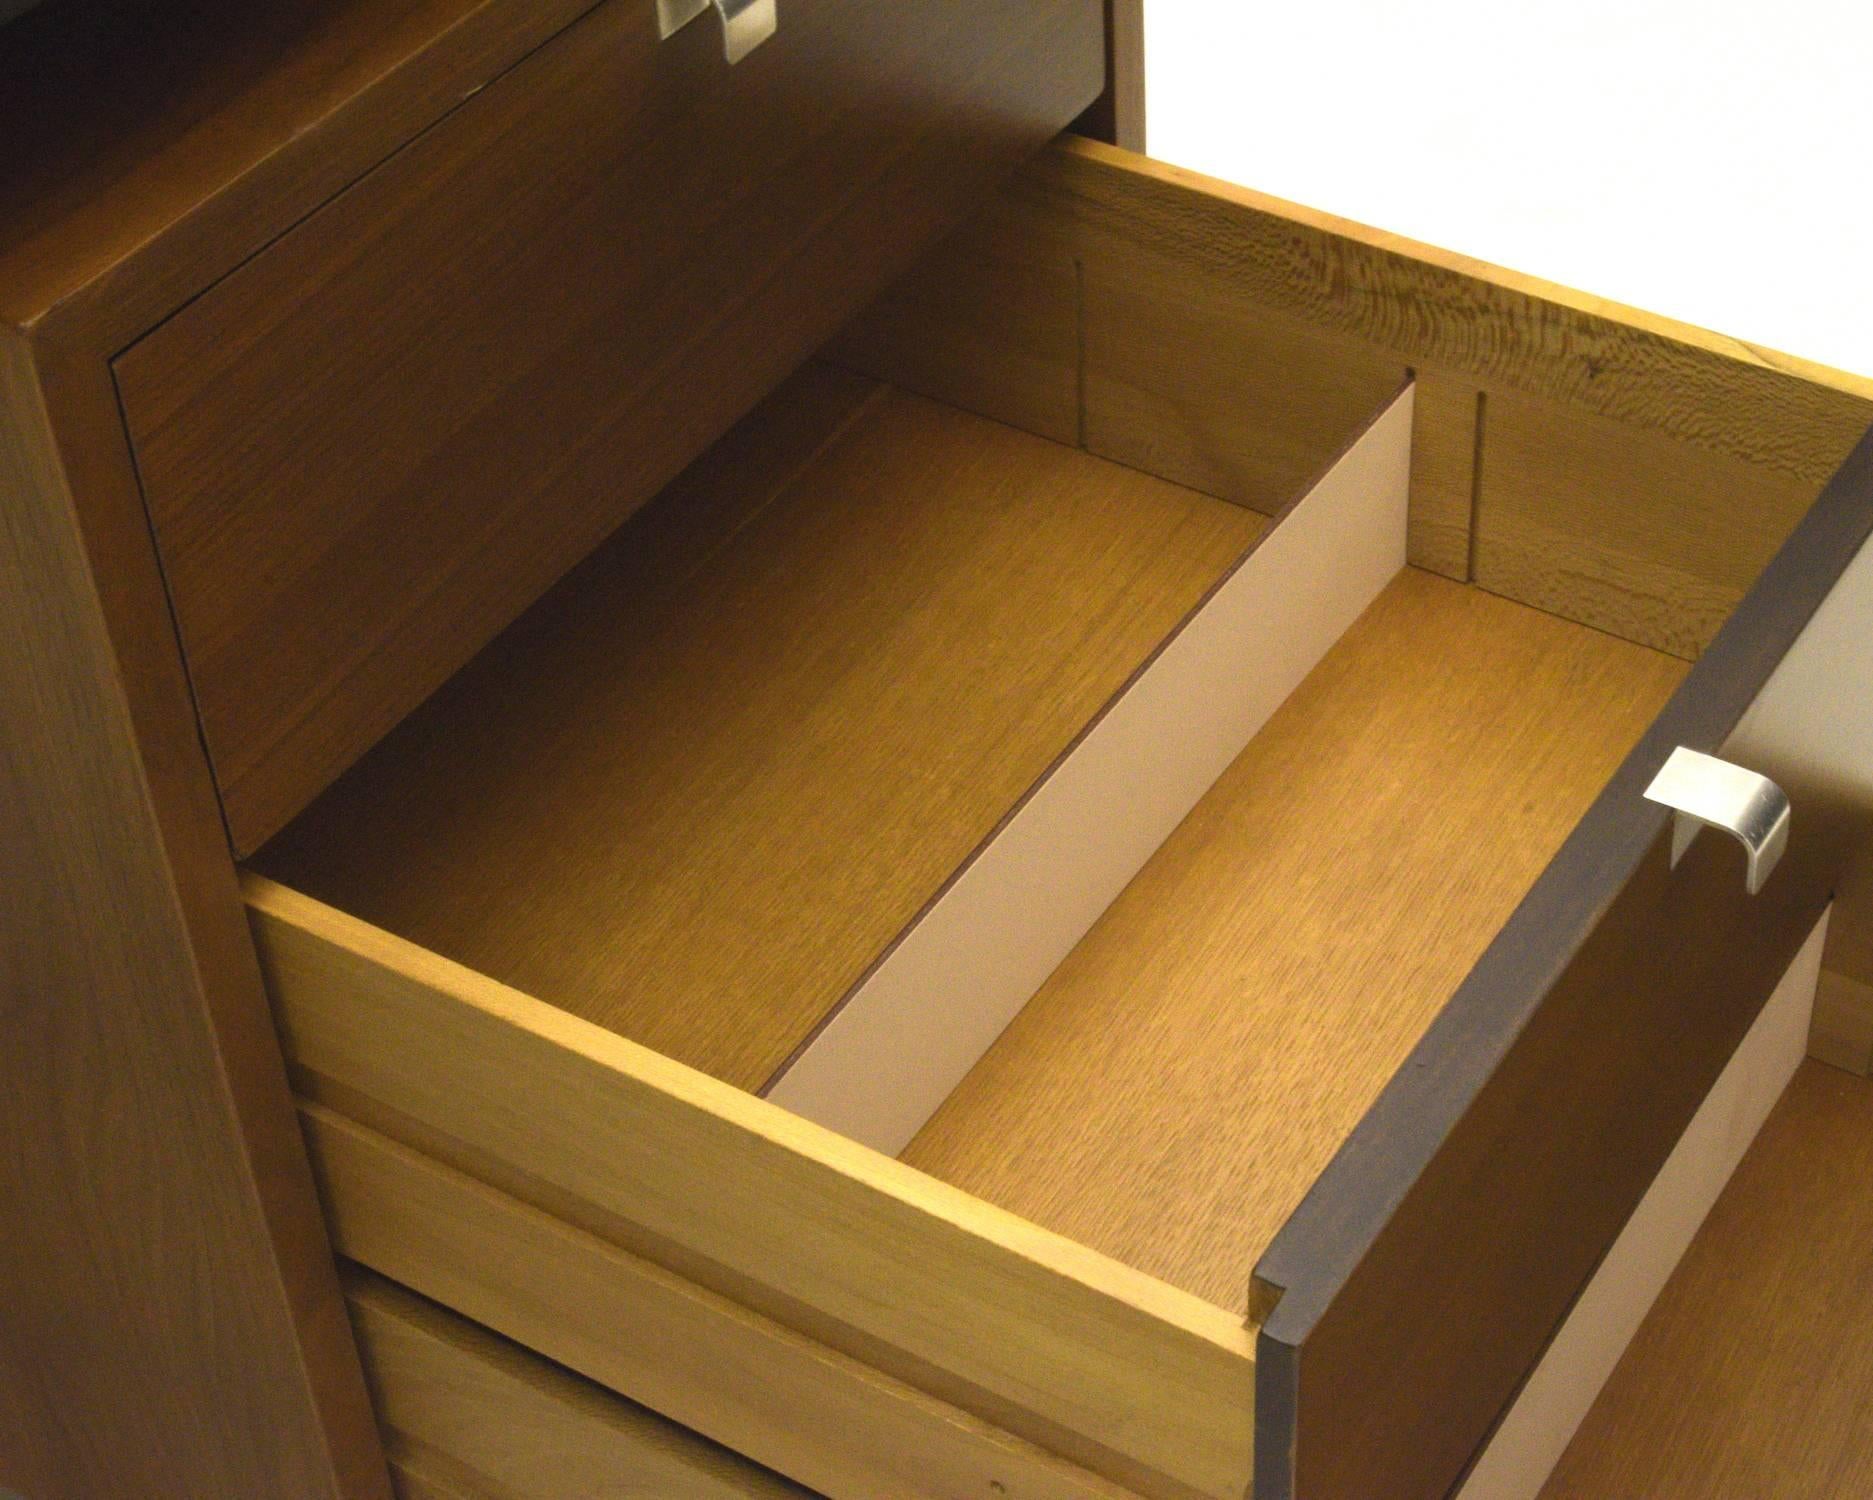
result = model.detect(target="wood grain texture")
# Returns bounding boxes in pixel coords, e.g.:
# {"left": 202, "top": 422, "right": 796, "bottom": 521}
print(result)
{"left": 1810, "top": 968, "right": 1873, "bottom": 1076}
{"left": 1408, "top": 369, "right": 1479, "bottom": 579}
{"left": 0, "top": 335, "right": 386, "bottom": 1497}
{"left": 1042, "top": 138, "right": 1873, "bottom": 485}
{"left": 903, "top": 569, "right": 1684, "bottom": 1308}
{"left": 311, "top": 1107, "right": 1145, "bottom": 1500}
{"left": 852, "top": 139, "right": 1872, "bottom": 648}
{"left": 346, "top": 1269, "right": 813, "bottom": 1500}
{"left": 1822, "top": 842, "right": 1873, "bottom": 998}
{"left": 1476, "top": 385, "right": 1824, "bottom": 656}
{"left": 388, "top": 1453, "right": 484, "bottom": 1500}
{"left": 257, "top": 375, "right": 1260, "bottom": 1093}
{"left": 1081, "top": 249, "right": 1407, "bottom": 515}
{"left": 1539, "top": 1061, "right": 1873, "bottom": 1499}
{"left": 249, "top": 878, "right": 1257, "bottom": 1500}
{"left": 0, "top": 0, "right": 599, "bottom": 337}
{"left": 115, "top": 0, "right": 1105, "bottom": 853}
{"left": 825, "top": 193, "right": 1082, "bottom": 446}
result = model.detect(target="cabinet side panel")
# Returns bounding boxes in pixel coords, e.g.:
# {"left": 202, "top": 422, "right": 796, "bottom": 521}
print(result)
{"left": 0, "top": 333, "right": 387, "bottom": 1498}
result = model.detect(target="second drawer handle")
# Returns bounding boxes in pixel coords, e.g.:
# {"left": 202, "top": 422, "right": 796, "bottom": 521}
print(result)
{"left": 658, "top": 0, "right": 777, "bottom": 62}
{"left": 1643, "top": 746, "right": 1790, "bottom": 895}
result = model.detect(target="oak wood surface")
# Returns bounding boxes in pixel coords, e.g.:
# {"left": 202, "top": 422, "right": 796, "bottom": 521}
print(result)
{"left": 0, "top": 335, "right": 386, "bottom": 1497}
{"left": 312, "top": 1106, "right": 1145, "bottom": 1500}
{"left": 388, "top": 1456, "right": 483, "bottom": 1500}
{"left": 1080, "top": 248, "right": 1407, "bottom": 515}
{"left": 346, "top": 1269, "right": 813, "bottom": 1500}
{"left": 837, "top": 138, "right": 1873, "bottom": 653}
{"left": 257, "top": 370, "right": 1261, "bottom": 1093}
{"left": 1407, "top": 369, "right": 1480, "bottom": 580}
{"left": 826, "top": 192, "right": 1083, "bottom": 447}
{"left": 1476, "top": 384, "right": 1824, "bottom": 657}
{"left": 1043, "top": 139, "right": 1873, "bottom": 485}
{"left": 1811, "top": 968, "right": 1873, "bottom": 1075}
{"left": 903, "top": 569, "right": 1684, "bottom": 1309}
{"left": 1540, "top": 1061, "right": 1873, "bottom": 1499}
{"left": 249, "top": 876, "right": 1257, "bottom": 1500}
{"left": 115, "top": 0, "right": 1105, "bottom": 853}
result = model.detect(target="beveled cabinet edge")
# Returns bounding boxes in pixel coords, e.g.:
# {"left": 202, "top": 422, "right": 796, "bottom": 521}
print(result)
{"left": 246, "top": 874, "right": 1256, "bottom": 1500}
{"left": 1252, "top": 422, "right": 1873, "bottom": 1499}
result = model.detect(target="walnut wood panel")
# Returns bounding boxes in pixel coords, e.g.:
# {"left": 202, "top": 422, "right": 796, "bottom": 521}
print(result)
{"left": 250, "top": 879, "right": 1258, "bottom": 1500}
{"left": 116, "top": 0, "right": 1105, "bottom": 853}
{"left": 836, "top": 139, "right": 1873, "bottom": 649}
{"left": 257, "top": 371, "right": 1260, "bottom": 1092}
{"left": 1252, "top": 425, "right": 1873, "bottom": 1500}
{"left": 826, "top": 193, "right": 1082, "bottom": 447}
{"left": 0, "top": 0, "right": 598, "bottom": 340}
{"left": 903, "top": 569, "right": 1683, "bottom": 1309}
{"left": 1538, "top": 1061, "right": 1873, "bottom": 1499}
{"left": 0, "top": 335, "right": 386, "bottom": 1496}
{"left": 312, "top": 1107, "right": 1144, "bottom": 1500}
{"left": 346, "top": 1270, "right": 812, "bottom": 1500}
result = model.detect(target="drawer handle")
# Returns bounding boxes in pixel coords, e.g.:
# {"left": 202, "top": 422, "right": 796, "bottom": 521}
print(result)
{"left": 1643, "top": 746, "right": 1790, "bottom": 895}
{"left": 658, "top": 0, "right": 777, "bottom": 62}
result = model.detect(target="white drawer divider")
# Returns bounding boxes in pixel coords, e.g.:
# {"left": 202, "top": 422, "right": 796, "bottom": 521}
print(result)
{"left": 764, "top": 384, "right": 1414, "bottom": 1153}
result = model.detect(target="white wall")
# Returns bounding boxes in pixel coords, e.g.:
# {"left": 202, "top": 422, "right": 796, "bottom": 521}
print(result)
{"left": 1144, "top": 0, "right": 1873, "bottom": 378}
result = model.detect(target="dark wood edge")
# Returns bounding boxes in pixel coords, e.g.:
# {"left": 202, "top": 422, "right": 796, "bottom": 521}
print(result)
{"left": 1250, "top": 417, "right": 1873, "bottom": 1498}
{"left": 1069, "top": 0, "right": 1144, "bottom": 151}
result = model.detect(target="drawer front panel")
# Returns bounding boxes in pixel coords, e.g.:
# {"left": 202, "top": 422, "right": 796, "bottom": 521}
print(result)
{"left": 116, "top": 0, "right": 1103, "bottom": 854}
{"left": 248, "top": 876, "right": 1255, "bottom": 1500}
{"left": 344, "top": 1269, "right": 811, "bottom": 1499}
{"left": 1252, "top": 426, "right": 1873, "bottom": 1500}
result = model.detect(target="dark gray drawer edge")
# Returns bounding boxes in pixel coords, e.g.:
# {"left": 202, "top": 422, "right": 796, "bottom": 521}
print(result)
{"left": 1251, "top": 418, "right": 1873, "bottom": 1500}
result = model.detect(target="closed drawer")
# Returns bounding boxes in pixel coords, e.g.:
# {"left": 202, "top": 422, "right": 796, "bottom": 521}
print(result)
{"left": 344, "top": 1268, "right": 810, "bottom": 1500}
{"left": 113, "top": 0, "right": 1103, "bottom": 856}
{"left": 246, "top": 141, "right": 1873, "bottom": 1500}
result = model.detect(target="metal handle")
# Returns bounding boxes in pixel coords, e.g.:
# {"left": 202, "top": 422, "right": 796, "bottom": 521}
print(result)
{"left": 1642, "top": 746, "right": 1790, "bottom": 895}
{"left": 657, "top": 0, "right": 776, "bottom": 62}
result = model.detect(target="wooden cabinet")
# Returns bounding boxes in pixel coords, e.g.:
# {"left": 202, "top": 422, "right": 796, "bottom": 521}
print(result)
{"left": 6, "top": 5, "right": 1873, "bottom": 1500}
{"left": 251, "top": 143, "right": 1873, "bottom": 1500}
{"left": 114, "top": 0, "right": 1102, "bottom": 854}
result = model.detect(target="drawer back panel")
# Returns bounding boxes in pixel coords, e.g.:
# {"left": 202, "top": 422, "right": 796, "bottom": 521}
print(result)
{"left": 115, "top": 0, "right": 1102, "bottom": 855}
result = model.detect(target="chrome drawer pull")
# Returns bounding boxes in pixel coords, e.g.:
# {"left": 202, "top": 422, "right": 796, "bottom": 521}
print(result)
{"left": 1643, "top": 746, "right": 1790, "bottom": 895}
{"left": 657, "top": 0, "right": 776, "bottom": 62}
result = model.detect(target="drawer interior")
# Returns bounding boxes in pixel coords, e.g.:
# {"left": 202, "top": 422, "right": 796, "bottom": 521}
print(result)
{"left": 255, "top": 350, "right": 1683, "bottom": 1315}
{"left": 901, "top": 567, "right": 1681, "bottom": 1305}
{"left": 235, "top": 135, "right": 1873, "bottom": 1500}
{"left": 255, "top": 361, "right": 1264, "bottom": 1093}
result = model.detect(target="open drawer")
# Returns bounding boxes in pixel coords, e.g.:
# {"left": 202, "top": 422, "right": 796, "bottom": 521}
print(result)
{"left": 242, "top": 140, "right": 1873, "bottom": 1500}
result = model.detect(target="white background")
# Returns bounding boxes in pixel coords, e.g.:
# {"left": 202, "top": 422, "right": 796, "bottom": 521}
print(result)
{"left": 1144, "top": 0, "right": 1873, "bottom": 377}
